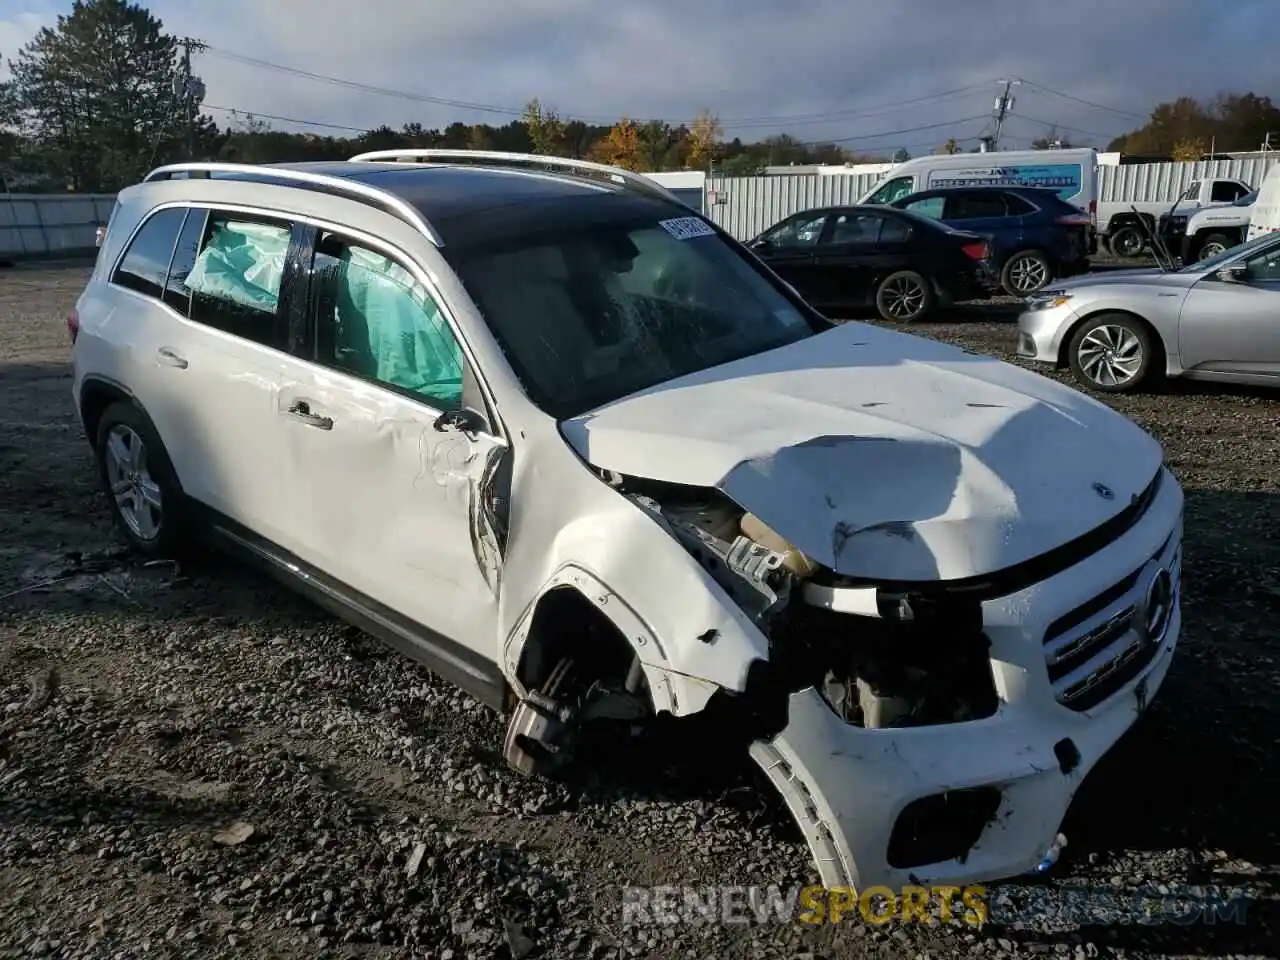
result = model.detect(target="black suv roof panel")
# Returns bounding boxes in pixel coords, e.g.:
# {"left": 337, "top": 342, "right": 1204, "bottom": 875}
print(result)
{"left": 261, "top": 160, "right": 682, "bottom": 247}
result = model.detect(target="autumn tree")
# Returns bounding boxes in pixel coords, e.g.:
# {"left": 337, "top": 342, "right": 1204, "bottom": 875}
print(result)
{"left": 1171, "top": 138, "right": 1206, "bottom": 161}
{"left": 940, "top": 138, "right": 961, "bottom": 155}
{"left": 1109, "top": 92, "right": 1280, "bottom": 155}
{"left": 522, "top": 97, "right": 565, "bottom": 155}
{"left": 687, "top": 109, "right": 723, "bottom": 170}
{"left": 590, "top": 117, "right": 642, "bottom": 170}
{"left": 7, "top": 0, "right": 197, "bottom": 190}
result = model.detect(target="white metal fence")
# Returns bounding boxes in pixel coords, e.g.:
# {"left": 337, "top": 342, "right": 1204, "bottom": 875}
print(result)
{"left": 706, "top": 158, "right": 1279, "bottom": 241}
{"left": 7, "top": 157, "right": 1276, "bottom": 256}
{"left": 0, "top": 194, "right": 117, "bottom": 260}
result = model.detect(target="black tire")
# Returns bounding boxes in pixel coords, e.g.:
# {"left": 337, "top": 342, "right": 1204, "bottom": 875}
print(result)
{"left": 1108, "top": 225, "right": 1146, "bottom": 259}
{"left": 1001, "top": 249, "right": 1053, "bottom": 296}
{"left": 1196, "top": 232, "right": 1234, "bottom": 261}
{"left": 1066, "top": 313, "right": 1159, "bottom": 394}
{"left": 94, "top": 401, "right": 186, "bottom": 559}
{"left": 875, "top": 270, "right": 934, "bottom": 322}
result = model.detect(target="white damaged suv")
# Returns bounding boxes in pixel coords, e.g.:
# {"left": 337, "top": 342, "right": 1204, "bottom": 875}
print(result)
{"left": 71, "top": 150, "right": 1183, "bottom": 890}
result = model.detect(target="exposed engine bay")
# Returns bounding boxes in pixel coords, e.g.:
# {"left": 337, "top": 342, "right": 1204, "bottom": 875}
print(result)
{"left": 606, "top": 472, "right": 1000, "bottom": 733}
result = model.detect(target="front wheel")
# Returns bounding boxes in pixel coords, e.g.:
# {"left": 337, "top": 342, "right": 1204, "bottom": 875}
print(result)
{"left": 1196, "top": 233, "right": 1234, "bottom": 261}
{"left": 1001, "top": 250, "right": 1053, "bottom": 296}
{"left": 875, "top": 270, "right": 934, "bottom": 322}
{"left": 1067, "top": 314, "right": 1158, "bottom": 393}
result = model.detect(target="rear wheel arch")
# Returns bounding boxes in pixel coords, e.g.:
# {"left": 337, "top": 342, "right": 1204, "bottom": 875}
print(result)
{"left": 79, "top": 376, "right": 131, "bottom": 445}
{"left": 79, "top": 380, "right": 186, "bottom": 495}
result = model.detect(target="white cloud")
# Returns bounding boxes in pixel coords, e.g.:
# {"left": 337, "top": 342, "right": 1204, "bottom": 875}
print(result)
{"left": 0, "top": 11, "right": 48, "bottom": 80}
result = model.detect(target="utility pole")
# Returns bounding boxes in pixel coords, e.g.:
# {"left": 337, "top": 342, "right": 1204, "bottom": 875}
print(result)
{"left": 173, "top": 38, "right": 208, "bottom": 161}
{"left": 991, "top": 78, "right": 1021, "bottom": 150}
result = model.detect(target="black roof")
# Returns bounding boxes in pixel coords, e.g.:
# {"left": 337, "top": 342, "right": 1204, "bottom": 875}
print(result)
{"left": 266, "top": 161, "right": 681, "bottom": 247}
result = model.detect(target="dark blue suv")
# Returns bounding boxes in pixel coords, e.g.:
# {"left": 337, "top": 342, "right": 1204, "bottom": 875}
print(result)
{"left": 888, "top": 186, "right": 1093, "bottom": 296}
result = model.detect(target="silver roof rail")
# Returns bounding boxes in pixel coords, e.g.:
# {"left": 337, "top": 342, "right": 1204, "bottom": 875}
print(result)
{"left": 141, "top": 162, "right": 443, "bottom": 245}
{"left": 348, "top": 149, "right": 685, "bottom": 206}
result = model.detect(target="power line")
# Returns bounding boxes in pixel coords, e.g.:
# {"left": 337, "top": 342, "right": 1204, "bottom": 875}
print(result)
{"left": 201, "top": 45, "right": 999, "bottom": 131}
{"left": 203, "top": 103, "right": 367, "bottom": 132}
{"left": 715, "top": 84, "right": 992, "bottom": 129}
{"left": 807, "top": 114, "right": 993, "bottom": 146}
{"left": 1009, "top": 114, "right": 1125, "bottom": 141}
{"left": 1017, "top": 79, "right": 1149, "bottom": 120}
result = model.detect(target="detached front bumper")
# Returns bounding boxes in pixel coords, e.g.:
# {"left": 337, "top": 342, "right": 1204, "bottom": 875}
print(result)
{"left": 752, "top": 469, "right": 1184, "bottom": 890}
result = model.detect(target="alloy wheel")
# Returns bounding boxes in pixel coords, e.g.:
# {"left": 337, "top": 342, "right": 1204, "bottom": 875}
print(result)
{"left": 881, "top": 275, "right": 926, "bottom": 320}
{"left": 1077, "top": 324, "right": 1143, "bottom": 388}
{"left": 103, "top": 423, "right": 162, "bottom": 540}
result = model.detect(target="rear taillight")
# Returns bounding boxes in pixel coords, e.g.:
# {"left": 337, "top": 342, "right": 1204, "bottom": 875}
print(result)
{"left": 1057, "top": 214, "right": 1092, "bottom": 226}
{"left": 67, "top": 309, "right": 80, "bottom": 345}
{"left": 961, "top": 241, "right": 989, "bottom": 260}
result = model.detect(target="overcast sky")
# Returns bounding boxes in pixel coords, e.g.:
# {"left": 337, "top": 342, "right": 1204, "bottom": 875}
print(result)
{"left": 2, "top": 0, "right": 1278, "bottom": 154}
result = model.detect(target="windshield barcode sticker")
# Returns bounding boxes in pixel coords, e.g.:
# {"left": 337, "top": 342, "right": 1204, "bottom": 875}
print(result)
{"left": 659, "top": 217, "right": 716, "bottom": 240}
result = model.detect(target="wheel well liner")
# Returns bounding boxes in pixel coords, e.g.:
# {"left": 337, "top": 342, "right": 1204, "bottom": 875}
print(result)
{"left": 1107, "top": 212, "right": 1155, "bottom": 231}
{"left": 78, "top": 377, "right": 131, "bottom": 442}
{"left": 514, "top": 586, "right": 646, "bottom": 699}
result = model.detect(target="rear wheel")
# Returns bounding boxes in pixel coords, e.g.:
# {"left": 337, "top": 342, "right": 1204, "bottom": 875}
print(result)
{"left": 94, "top": 401, "right": 186, "bottom": 559}
{"left": 1067, "top": 313, "right": 1158, "bottom": 393}
{"left": 1108, "top": 224, "right": 1146, "bottom": 258}
{"left": 875, "top": 270, "right": 934, "bottom": 322}
{"left": 1001, "top": 249, "right": 1053, "bottom": 296}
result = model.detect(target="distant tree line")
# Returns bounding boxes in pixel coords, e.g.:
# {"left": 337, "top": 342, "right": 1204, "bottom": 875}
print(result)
{"left": 1106, "top": 93, "right": 1280, "bottom": 159}
{"left": 0, "top": 1, "right": 1275, "bottom": 193}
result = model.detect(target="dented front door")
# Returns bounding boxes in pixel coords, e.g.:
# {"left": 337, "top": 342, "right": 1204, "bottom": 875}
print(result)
{"left": 272, "top": 365, "right": 505, "bottom": 656}
{"left": 272, "top": 229, "right": 506, "bottom": 659}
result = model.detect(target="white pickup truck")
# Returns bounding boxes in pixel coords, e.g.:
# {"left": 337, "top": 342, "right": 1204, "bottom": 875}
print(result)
{"left": 1100, "top": 176, "right": 1253, "bottom": 257}
{"left": 1160, "top": 189, "right": 1256, "bottom": 262}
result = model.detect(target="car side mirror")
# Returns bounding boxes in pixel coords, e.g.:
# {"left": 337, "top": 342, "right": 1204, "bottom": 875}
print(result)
{"left": 749, "top": 237, "right": 771, "bottom": 251}
{"left": 433, "top": 406, "right": 487, "bottom": 437}
{"left": 1216, "top": 262, "right": 1248, "bottom": 283}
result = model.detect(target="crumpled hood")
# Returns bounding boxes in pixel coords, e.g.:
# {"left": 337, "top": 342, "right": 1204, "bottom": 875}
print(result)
{"left": 561, "top": 322, "right": 1163, "bottom": 581}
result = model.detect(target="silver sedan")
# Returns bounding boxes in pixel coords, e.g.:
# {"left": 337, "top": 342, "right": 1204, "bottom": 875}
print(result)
{"left": 1017, "top": 230, "right": 1280, "bottom": 392}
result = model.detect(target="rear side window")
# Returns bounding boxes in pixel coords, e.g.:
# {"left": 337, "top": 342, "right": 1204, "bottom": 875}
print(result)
{"left": 1211, "top": 181, "right": 1247, "bottom": 203}
{"left": 1003, "top": 194, "right": 1038, "bottom": 215}
{"left": 945, "top": 193, "right": 1008, "bottom": 218}
{"left": 177, "top": 211, "right": 294, "bottom": 348}
{"left": 878, "top": 216, "right": 911, "bottom": 243}
{"left": 828, "top": 213, "right": 883, "bottom": 244}
{"left": 903, "top": 196, "right": 945, "bottom": 219}
{"left": 164, "top": 208, "right": 208, "bottom": 314}
{"left": 111, "top": 208, "right": 186, "bottom": 299}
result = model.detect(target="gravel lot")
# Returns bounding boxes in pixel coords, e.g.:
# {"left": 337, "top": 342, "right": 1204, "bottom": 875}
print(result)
{"left": 1, "top": 263, "right": 1277, "bottom": 959}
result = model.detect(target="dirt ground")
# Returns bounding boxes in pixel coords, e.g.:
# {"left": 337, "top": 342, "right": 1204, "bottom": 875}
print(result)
{"left": 1, "top": 263, "right": 1277, "bottom": 959}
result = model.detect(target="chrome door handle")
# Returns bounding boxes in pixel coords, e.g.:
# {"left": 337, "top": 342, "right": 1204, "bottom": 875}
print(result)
{"left": 156, "top": 347, "right": 188, "bottom": 369}
{"left": 284, "top": 400, "right": 333, "bottom": 430}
